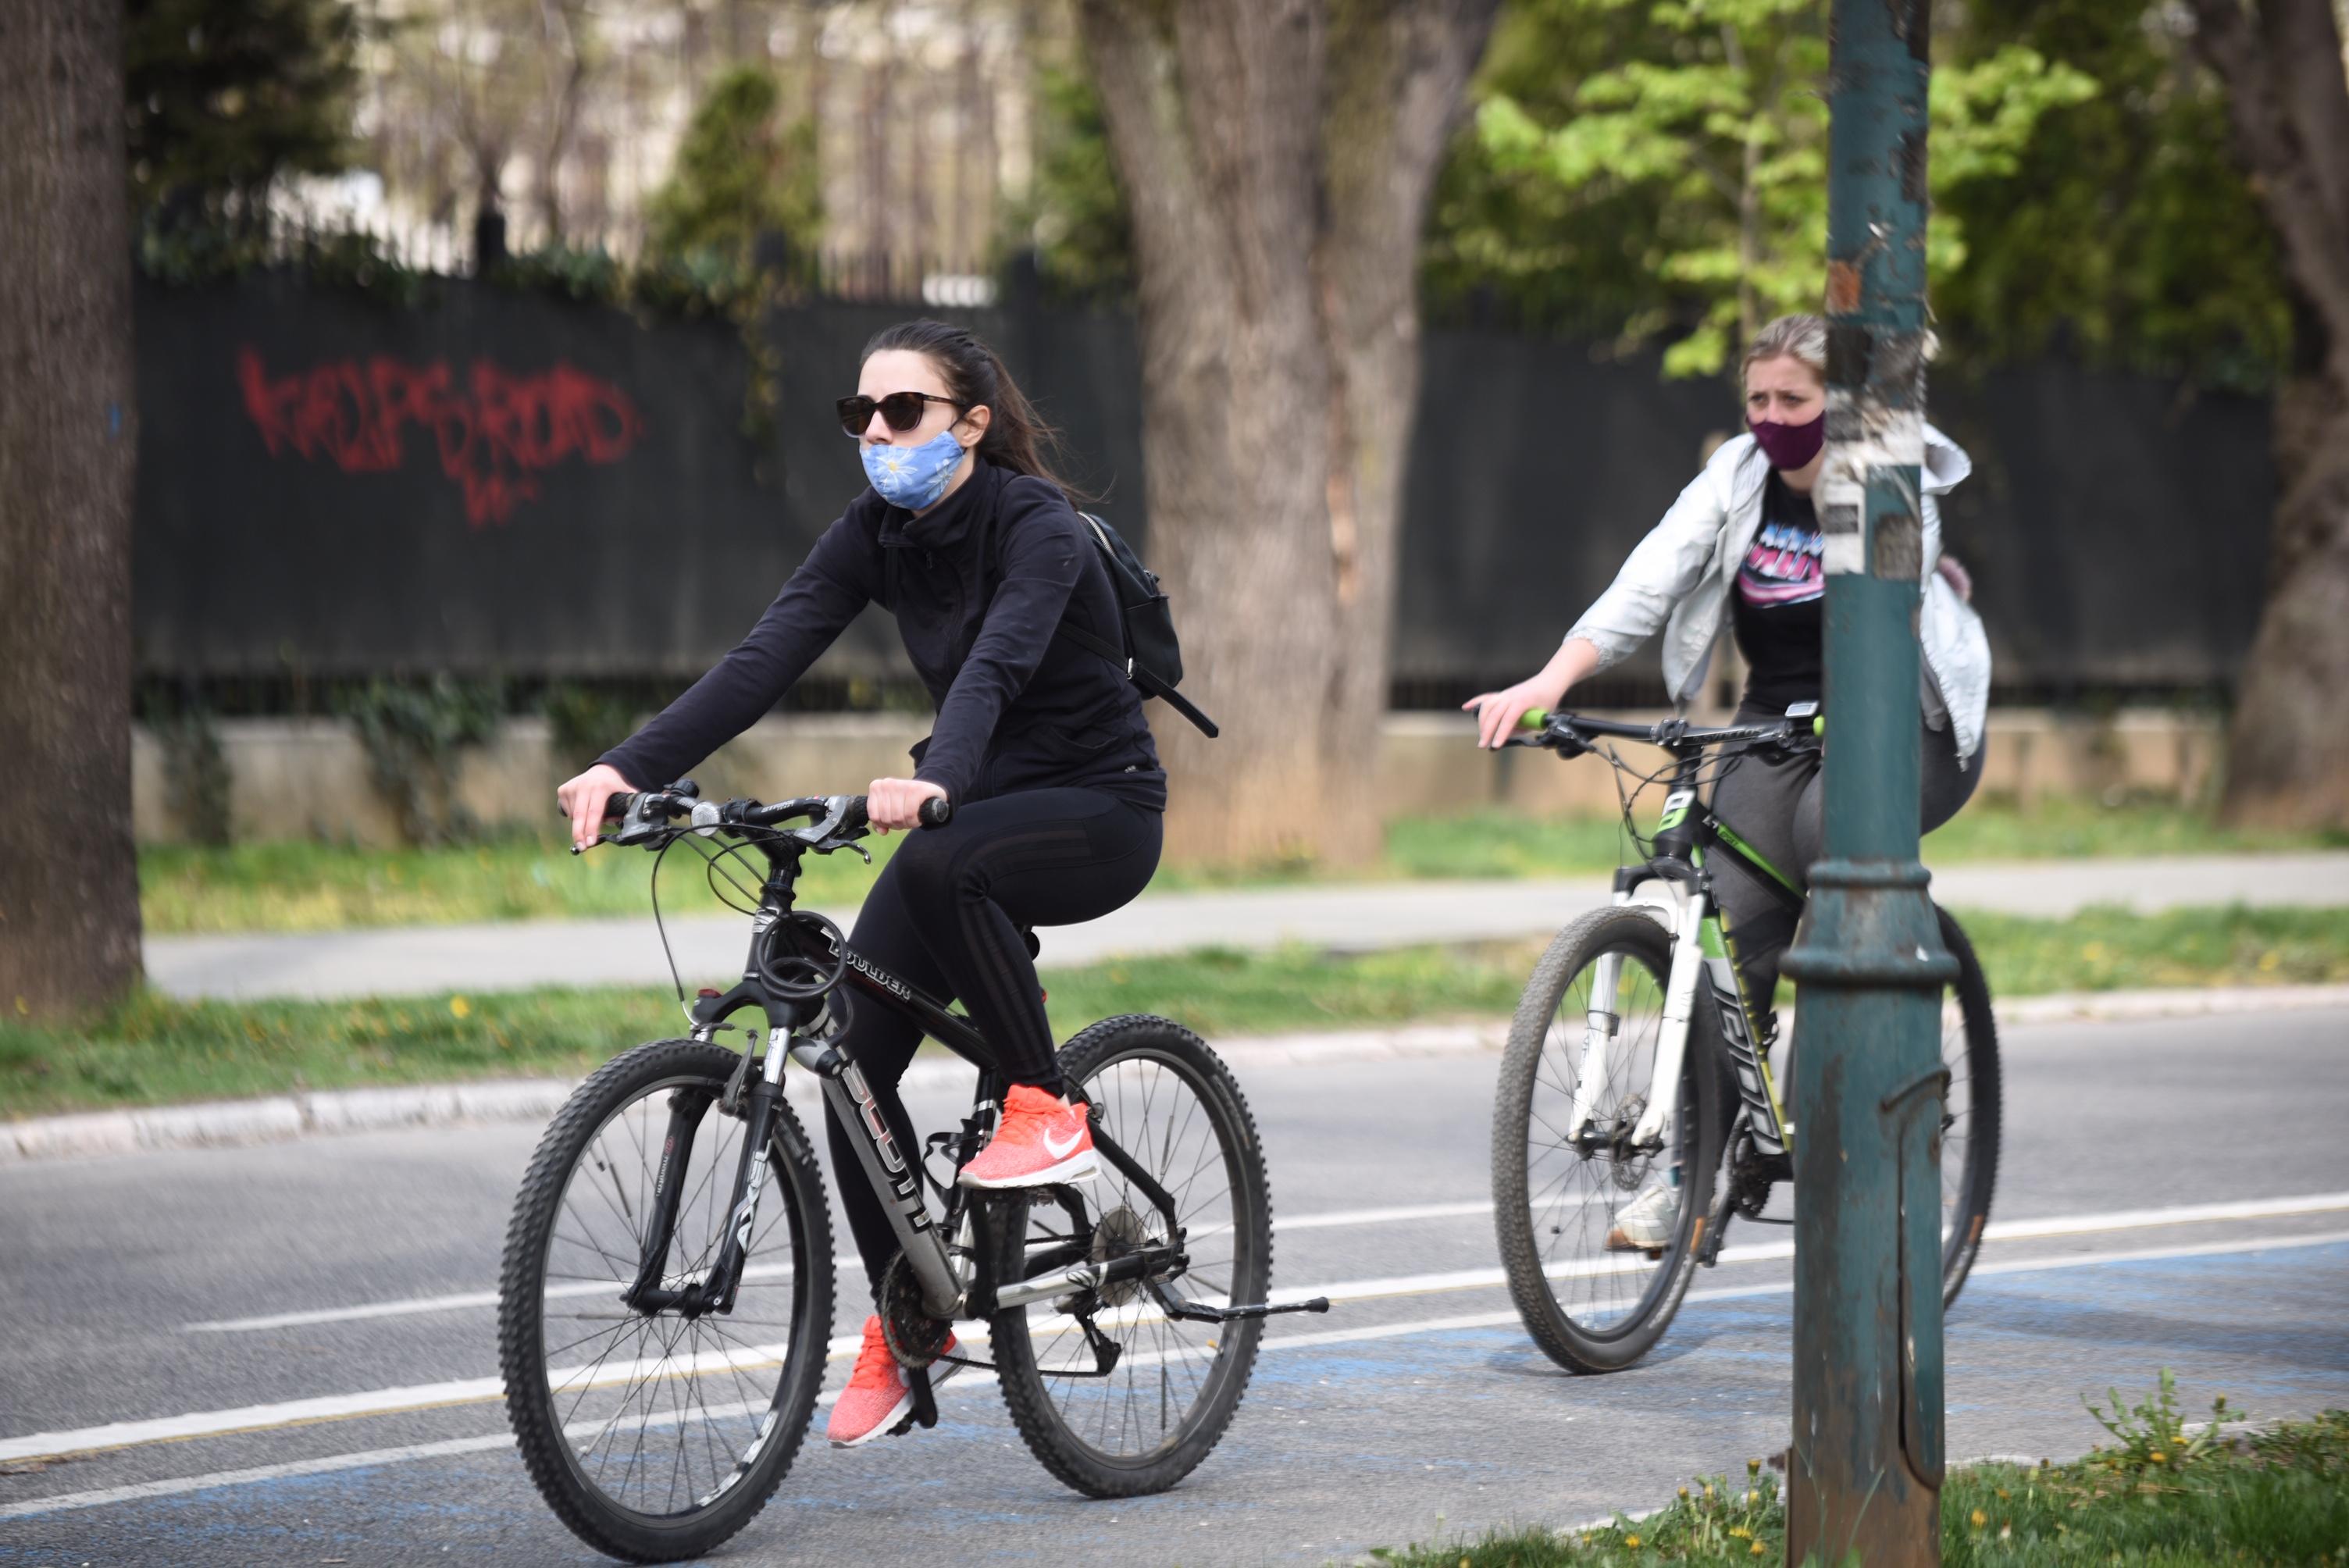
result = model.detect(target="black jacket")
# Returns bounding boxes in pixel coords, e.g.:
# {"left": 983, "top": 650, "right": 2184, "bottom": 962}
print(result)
{"left": 602, "top": 459, "right": 1166, "bottom": 809}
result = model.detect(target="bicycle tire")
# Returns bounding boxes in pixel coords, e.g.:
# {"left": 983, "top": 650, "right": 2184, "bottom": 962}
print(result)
{"left": 1935, "top": 903, "right": 2001, "bottom": 1307}
{"left": 1492, "top": 906, "right": 1724, "bottom": 1374}
{"left": 984, "top": 1016, "right": 1272, "bottom": 1499}
{"left": 499, "top": 1039, "right": 836, "bottom": 1563}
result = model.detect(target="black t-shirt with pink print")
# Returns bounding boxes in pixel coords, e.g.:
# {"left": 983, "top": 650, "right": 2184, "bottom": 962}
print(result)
{"left": 1728, "top": 470, "right": 1824, "bottom": 714}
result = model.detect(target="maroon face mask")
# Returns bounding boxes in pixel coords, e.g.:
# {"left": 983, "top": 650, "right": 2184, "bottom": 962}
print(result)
{"left": 1748, "top": 414, "right": 1824, "bottom": 471}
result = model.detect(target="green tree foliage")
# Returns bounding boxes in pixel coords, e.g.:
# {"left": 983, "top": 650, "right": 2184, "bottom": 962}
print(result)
{"left": 125, "top": 0, "right": 356, "bottom": 224}
{"left": 1018, "top": 62, "right": 1134, "bottom": 294}
{"left": 1420, "top": 0, "right": 1677, "bottom": 341}
{"left": 1466, "top": 0, "right": 2095, "bottom": 377}
{"left": 1934, "top": 0, "right": 2294, "bottom": 390}
{"left": 643, "top": 66, "right": 822, "bottom": 276}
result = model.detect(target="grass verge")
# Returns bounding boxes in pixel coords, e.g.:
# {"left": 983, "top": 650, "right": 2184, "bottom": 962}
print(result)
{"left": 137, "top": 798, "right": 2347, "bottom": 936}
{"left": 1371, "top": 1380, "right": 2347, "bottom": 1566}
{"left": 5, "top": 905, "right": 2345, "bottom": 1119}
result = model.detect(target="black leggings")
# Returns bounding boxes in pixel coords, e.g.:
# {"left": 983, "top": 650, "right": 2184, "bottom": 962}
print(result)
{"left": 824, "top": 786, "right": 1163, "bottom": 1299}
{"left": 1709, "top": 704, "right": 1982, "bottom": 1010}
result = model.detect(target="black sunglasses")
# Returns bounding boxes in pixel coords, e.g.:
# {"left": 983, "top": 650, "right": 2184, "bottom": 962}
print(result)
{"left": 836, "top": 390, "right": 963, "bottom": 438}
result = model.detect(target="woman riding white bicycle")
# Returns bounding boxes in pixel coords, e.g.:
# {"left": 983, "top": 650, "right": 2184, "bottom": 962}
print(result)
{"left": 556, "top": 319, "right": 1165, "bottom": 1448}
{"left": 1465, "top": 312, "right": 1991, "bottom": 1248}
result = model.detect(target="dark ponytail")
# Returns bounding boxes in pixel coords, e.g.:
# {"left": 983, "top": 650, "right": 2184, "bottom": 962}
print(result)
{"left": 860, "top": 319, "right": 1089, "bottom": 506}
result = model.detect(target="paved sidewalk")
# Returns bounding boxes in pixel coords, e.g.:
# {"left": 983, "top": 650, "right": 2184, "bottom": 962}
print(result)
{"left": 143, "top": 851, "right": 2349, "bottom": 1002}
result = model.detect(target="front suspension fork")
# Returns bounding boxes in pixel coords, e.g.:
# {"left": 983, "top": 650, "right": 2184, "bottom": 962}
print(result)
{"left": 623, "top": 1033, "right": 790, "bottom": 1317}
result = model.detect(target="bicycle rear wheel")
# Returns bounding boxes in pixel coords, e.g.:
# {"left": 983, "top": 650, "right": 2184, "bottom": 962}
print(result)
{"left": 984, "top": 1016, "right": 1271, "bottom": 1498}
{"left": 1492, "top": 907, "right": 1723, "bottom": 1373}
{"left": 498, "top": 1039, "right": 836, "bottom": 1563}
{"left": 1935, "top": 903, "right": 2001, "bottom": 1306}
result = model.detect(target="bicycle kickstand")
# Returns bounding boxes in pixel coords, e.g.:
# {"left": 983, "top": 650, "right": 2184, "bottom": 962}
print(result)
{"left": 1146, "top": 1280, "right": 1334, "bottom": 1324}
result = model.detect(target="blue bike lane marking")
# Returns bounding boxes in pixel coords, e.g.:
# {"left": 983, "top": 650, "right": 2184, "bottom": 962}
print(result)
{"left": 2, "top": 1238, "right": 2344, "bottom": 1565}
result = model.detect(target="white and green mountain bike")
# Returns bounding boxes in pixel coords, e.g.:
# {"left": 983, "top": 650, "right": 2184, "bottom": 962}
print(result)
{"left": 1490, "top": 707, "right": 2000, "bottom": 1373}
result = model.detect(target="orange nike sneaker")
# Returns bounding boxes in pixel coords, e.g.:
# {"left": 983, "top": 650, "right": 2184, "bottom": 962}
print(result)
{"left": 826, "top": 1315, "right": 960, "bottom": 1448}
{"left": 957, "top": 1082, "right": 1097, "bottom": 1189}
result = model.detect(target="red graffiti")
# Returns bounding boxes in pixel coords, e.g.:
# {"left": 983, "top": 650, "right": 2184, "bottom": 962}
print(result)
{"left": 236, "top": 347, "right": 646, "bottom": 526}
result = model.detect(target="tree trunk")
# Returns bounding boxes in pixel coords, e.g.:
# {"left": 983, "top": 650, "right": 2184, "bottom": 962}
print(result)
{"left": 0, "top": 0, "right": 142, "bottom": 1015}
{"left": 1075, "top": 0, "right": 1497, "bottom": 866}
{"left": 2187, "top": 0, "right": 2349, "bottom": 828}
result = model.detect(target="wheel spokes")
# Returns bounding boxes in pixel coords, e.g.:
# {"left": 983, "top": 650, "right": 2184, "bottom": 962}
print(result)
{"left": 539, "top": 1079, "right": 810, "bottom": 1520}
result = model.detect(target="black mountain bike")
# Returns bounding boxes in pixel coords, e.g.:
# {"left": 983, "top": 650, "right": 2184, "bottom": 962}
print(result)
{"left": 497, "top": 783, "right": 1325, "bottom": 1563}
{"left": 1488, "top": 707, "right": 2001, "bottom": 1374}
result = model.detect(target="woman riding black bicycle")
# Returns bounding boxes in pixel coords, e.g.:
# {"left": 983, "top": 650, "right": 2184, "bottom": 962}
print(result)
{"left": 556, "top": 319, "right": 1164, "bottom": 1449}
{"left": 1466, "top": 312, "right": 1991, "bottom": 1249}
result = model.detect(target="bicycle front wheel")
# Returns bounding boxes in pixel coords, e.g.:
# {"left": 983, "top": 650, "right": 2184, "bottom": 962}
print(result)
{"left": 984, "top": 1016, "right": 1271, "bottom": 1499}
{"left": 498, "top": 1039, "right": 836, "bottom": 1563}
{"left": 1492, "top": 906, "right": 1723, "bottom": 1374}
{"left": 1936, "top": 903, "right": 2002, "bottom": 1306}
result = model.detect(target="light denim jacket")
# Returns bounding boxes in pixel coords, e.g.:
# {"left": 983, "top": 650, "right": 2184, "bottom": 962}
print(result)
{"left": 1563, "top": 425, "right": 1991, "bottom": 761}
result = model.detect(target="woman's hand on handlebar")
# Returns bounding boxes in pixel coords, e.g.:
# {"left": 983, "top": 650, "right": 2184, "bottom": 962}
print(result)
{"left": 1464, "top": 638, "right": 1600, "bottom": 750}
{"left": 867, "top": 776, "right": 948, "bottom": 834}
{"left": 557, "top": 763, "right": 642, "bottom": 852}
{"left": 1465, "top": 674, "right": 1574, "bottom": 751}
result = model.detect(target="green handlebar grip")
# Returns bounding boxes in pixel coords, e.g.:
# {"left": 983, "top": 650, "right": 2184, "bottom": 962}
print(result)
{"left": 1517, "top": 707, "right": 1549, "bottom": 730}
{"left": 1813, "top": 714, "right": 1826, "bottom": 736}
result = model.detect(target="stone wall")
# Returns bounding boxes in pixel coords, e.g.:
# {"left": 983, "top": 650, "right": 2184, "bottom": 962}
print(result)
{"left": 133, "top": 709, "right": 2226, "bottom": 848}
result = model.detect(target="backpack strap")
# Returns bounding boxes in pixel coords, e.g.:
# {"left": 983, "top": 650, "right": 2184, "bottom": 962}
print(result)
{"left": 1056, "top": 622, "right": 1221, "bottom": 738}
{"left": 1058, "top": 622, "right": 1128, "bottom": 674}
{"left": 1135, "top": 671, "right": 1221, "bottom": 739}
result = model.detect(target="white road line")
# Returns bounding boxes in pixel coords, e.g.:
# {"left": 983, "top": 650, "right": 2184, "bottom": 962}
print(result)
{"left": 182, "top": 1200, "right": 1510, "bottom": 1335}
{"left": 0, "top": 1435, "right": 517, "bottom": 1523}
{"left": 173, "top": 1189, "right": 2349, "bottom": 1337}
{"left": 0, "top": 1327, "right": 872, "bottom": 1468}
{"left": 1983, "top": 1190, "right": 2349, "bottom": 1241}
{"left": 4, "top": 1226, "right": 2346, "bottom": 1523}
{"left": 9, "top": 1230, "right": 2339, "bottom": 1520}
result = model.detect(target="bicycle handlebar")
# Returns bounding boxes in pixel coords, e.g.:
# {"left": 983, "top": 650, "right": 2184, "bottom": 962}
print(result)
{"left": 590, "top": 783, "right": 953, "bottom": 848}
{"left": 1510, "top": 706, "right": 1823, "bottom": 755}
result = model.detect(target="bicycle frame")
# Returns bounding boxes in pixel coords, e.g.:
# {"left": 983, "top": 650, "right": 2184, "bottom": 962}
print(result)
{"left": 635, "top": 825, "right": 1192, "bottom": 1327}
{"left": 1578, "top": 761, "right": 1809, "bottom": 1163}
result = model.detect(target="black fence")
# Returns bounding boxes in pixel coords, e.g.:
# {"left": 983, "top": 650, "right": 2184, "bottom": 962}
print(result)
{"left": 133, "top": 272, "right": 2274, "bottom": 704}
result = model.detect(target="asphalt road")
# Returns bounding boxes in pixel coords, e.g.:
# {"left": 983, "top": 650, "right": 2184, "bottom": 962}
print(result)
{"left": 3, "top": 1006, "right": 2346, "bottom": 1566}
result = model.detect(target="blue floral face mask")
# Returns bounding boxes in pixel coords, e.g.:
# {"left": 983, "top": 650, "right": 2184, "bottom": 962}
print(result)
{"left": 861, "top": 428, "right": 967, "bottom": 511}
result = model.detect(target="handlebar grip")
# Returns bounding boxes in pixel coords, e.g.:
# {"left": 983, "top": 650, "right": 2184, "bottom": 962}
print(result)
{"left": 601, "top": 792, "right": 638, "bottom": 822}
{"left": 1517, "top": 707, "right": 1550, "bottom": 731}
{"left": 918, "top": 796, "right": 954, "bottom": 829}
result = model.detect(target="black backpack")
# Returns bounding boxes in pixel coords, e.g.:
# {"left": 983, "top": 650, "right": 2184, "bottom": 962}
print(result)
{"left": 1059, "top": 512, "right": 1220, "bottom": 738}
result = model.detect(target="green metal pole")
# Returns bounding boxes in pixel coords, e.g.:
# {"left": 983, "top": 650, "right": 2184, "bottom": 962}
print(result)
{"left": 1780, "top": 1, "right": 1952, "bottom": 1563}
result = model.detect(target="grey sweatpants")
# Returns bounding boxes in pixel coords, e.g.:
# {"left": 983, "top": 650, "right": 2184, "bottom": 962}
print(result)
{"left": 1707, "top": 704, "right": 1982, "bottom": 1010}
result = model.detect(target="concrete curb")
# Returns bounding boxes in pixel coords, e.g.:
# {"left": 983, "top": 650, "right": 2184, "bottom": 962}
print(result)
{"left": 4, "top": 988, "right": 2340, "bottom": 1167}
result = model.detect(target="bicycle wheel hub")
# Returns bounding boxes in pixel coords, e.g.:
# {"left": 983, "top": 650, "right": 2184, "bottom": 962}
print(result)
{"left": 1087, "top": 1206, "right": 1153, "bottom": 1308}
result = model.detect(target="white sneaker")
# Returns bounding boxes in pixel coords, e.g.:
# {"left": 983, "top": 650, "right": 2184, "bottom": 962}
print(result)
{"left": 1606, "top": 1185, "right": 1681, "bottom": 1253}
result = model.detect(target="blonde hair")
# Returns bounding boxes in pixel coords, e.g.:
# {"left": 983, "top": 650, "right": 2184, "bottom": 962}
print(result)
{"left": 1742, "top": 313, "right": 1827, "bottom": 380}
